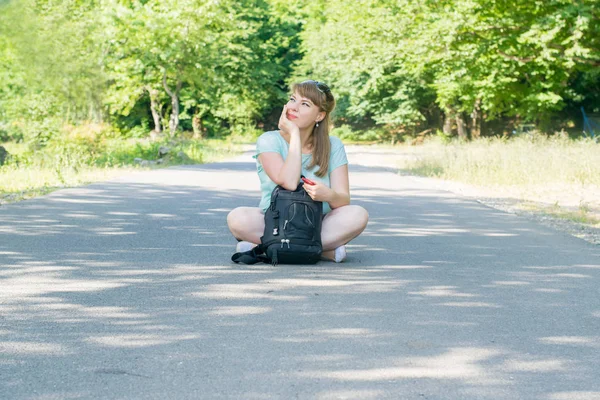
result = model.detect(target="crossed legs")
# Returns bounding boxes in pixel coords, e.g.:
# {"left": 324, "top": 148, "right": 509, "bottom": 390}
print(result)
{"left": 227, "top": 205, "right": 369, "bottom": 261}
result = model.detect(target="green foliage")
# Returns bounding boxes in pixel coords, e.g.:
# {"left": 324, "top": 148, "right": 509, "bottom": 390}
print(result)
{"left": 0, "top": 0, "right": 301, "bottom": 142}
{"left": 294, "top": 0, "right": 600, "bottom": 136}
{"left": 0, "top": 0, "right": 598, "bottom": 145}
{"left": 294, "top": 0, "right": 435, "bottom": 129}
{"left": 421, "top": 0, "right": 600, "bottom": 122}
{"left": 333, "top": 125, "right": 382, "bottom": 142}
{"left": 105, "top": 0, "right": 300, "bottom": 136}
{"left": 0, "top": 135, "right": 245, "bottom": 205}
{"left": 435, "top": 129, "right": 455, "bottom": 144}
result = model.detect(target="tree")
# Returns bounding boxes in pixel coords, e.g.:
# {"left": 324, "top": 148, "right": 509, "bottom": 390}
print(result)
{"left": 106, "top": 0, "right": 299, "bottom": 137}
{"left": 0, "top": 0, "right": 108, "bottom": 142}
{"left": 295, "top": 0, "right": 600, "bottom": 137}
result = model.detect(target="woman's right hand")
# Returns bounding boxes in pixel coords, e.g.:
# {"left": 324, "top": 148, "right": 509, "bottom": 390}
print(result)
{"left": 278, "top": 105, "right": 299, "bottom": 137}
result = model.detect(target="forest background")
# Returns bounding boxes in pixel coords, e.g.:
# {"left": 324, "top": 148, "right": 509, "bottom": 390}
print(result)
{"left": 0, "top": 0, "right": 599, "bottom": 210}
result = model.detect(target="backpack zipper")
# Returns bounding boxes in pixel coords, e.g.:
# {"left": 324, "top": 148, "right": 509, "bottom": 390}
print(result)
{"left": 288, "top": 203, "right": 297, "bottom": 224}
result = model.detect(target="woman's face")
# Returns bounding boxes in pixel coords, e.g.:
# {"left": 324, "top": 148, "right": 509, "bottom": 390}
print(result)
{"left": 285, "top": 91, "right": 325, "bottom": 130}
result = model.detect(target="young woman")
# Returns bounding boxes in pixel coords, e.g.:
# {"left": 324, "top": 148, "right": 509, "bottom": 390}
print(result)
{"left": 227, "top": 80, "right": 368, "bottom": 262}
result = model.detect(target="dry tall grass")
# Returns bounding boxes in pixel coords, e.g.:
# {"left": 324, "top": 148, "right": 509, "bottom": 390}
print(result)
{"left": 403, "top": 135, "right": 600, "bottom": 187}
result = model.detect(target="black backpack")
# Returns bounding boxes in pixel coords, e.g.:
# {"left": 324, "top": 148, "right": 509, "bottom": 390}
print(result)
{"left": 232, "top": 180, "right": 323, "bottom": 265}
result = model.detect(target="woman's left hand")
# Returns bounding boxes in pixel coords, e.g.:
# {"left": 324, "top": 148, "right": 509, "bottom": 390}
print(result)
{"left": 303, "top": 180, "right": 332, "bottom": 203}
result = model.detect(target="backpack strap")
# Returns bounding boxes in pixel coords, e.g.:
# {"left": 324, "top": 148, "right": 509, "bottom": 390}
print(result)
{"left": 231, "top": 244, "right": 270, "bottom": 265}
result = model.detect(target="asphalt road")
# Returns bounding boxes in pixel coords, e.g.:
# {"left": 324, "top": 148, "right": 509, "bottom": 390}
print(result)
{"left": 1, "top": 148, "right": 599, "bottom": 400}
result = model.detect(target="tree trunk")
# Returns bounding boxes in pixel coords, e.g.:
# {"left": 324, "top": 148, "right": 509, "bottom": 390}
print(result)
{"left": 470, "top": 98, "right": 481, "bottom": 139}
{"left": 192, "top": 113, "right": 204, "bottom": 139}
{"left": 162, "top": 71, "right": 182, "bottom": 136}
{"left": 456, "top": 113, "right": 467, "bottom": 140}
{"left": 0, "top": 146, "right": 8, "bottom": 166}
{"left": 146, "top": 87, "right": 162, "bottom": 134}
{"left": 169, "top": 94, "right": 179, "bottom": 135}
{"left": 443, "top": 109, "right": 454, "bottom": 135}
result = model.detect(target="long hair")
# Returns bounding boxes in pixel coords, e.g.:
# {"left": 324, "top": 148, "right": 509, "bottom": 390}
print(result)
{"left": 291, "top": 80, "right": 336, "bottom": 178}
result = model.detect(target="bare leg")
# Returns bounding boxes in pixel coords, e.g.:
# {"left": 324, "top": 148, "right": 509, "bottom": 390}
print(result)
{"left": 226, "top": 207, "right": 264, "bottom": 245}
{"left": 320, "top": 205, "right": 369, "bottom": 260}
{"left": 227, "top": 205, "right": 369, "bottom": 261}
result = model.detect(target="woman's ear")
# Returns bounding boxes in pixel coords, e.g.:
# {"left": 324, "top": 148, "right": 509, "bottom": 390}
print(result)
{"left": 316, "top": 111, "right": 326, "bottom": 123}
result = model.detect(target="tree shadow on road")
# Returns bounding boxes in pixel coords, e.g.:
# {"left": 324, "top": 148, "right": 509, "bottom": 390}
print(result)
{"left": 1, "top": 164, "right": 599, "bottom": 399}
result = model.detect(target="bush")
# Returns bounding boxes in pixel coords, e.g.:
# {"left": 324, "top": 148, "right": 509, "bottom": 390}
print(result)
{"left": 228, "top": 124, "right": 263, "bottom": 143}
{"left": 333, "top": 124, "right": 382, "bottom": 142}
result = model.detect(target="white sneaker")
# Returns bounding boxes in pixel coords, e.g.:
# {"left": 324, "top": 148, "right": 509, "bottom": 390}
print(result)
{"left": 334, "top": 245, "right": 347, "bottom": 263}
{"left": 236, "top": 241, "right": 256, "bottom": 253}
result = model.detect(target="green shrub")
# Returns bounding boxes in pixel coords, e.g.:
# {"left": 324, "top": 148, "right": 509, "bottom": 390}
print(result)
{"left": 333, "top": 125, "right": 382, "bottom": 142}
{"left": 227, "top": 124, "right": 263, "bottom": 143}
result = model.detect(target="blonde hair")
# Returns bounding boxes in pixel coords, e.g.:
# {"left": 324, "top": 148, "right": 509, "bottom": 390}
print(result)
{"left": 291, "top": 80, "right": 336, "bottom": 178}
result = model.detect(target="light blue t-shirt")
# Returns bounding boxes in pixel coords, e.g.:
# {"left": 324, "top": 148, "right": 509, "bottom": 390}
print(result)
{"left": 253, "top": 130, "right": 348, "bottom": 214}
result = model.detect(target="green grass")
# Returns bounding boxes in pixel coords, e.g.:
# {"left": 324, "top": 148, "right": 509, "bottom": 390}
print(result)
{"left": 0, "top": 134, "right": 244, "bottom": 204}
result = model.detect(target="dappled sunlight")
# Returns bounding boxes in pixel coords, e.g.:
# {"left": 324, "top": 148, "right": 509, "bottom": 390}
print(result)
{"left": 412, "top": 320, "right": 478, "bottom": 327}
{"left": 192, "top": 274, "right": 411, "bottom": 301}
{"left": 49, "top": 197, "right": 120, "bottom": 205}
{"left": 0, "top": 273, "right": 127, "bottom": 299}
{"left": 573, "top": 264, "right": 600, "bottom": 269}
{"left": 377, "top": 227, "right": 470, "bottom": 236}
{"left": 298, "top": 347, "right": 504, "bottom": 383}
{"left": 317, "top": 328, "right": 382, "bottom": 337}
{"left": 315, "top": 389, "right": 385, "bottom": 400}
{"left": 539, "top": 336, "right": 600, "bottom": 347}
{"left": 93, "top": 229, "right": 138, "bottom": 236}
{"left": 62, "top": 213, "right": 99, "bottom": 219}
{"left": 420, "top": 213, "right": 453, "bottom": 217}
{"left": 0, "top": 299, "right": 152, "bottom": 323}
{"left": 37, "top": 304, "right": 149, "bottom": 320}
{"left": 0, "top": 341, "right": 70, "bottom": 356}
{"left": 480, "top": 232, "right": 518, "bottom": 237}
{"left": 207, "top": 306, "right": 272, "bottom": 316}
{"left": 192, "top": 284, "right": 307, "bottom": 301}
{"left": 436, "top": 301, "right": 502, "bottom": 308}
{"left": 368, "top": 264, "right": 434, "bottom": 270}
{"left": 512, "top": 270, "right": 594, "bottom": 282}
{"left": 160, "top": 264, "right": 272, "bottom": 280}
{"left": 502, "top": 358, "right": 570, "bottom": 373}
{"left": 484, "top": 281, "right": 531, "bottom": 287}
{"left": 297, "top": 307, "right": 386, "bottom": 318}
{"left": 106, "top": 211, "right": 140, "bottom": 216}
{"left": 409, "top": 285, "right": 477, "bottom": 298}
{"left": 525, "top": 265, "right": 600, "bottom": 271}
{"left": 85, "top": 333, "right": 200, "bottom": 348}
{"left": 534, "top": 288, "right": 565, "bottom": 293}
{"left": 426, "top": 260, "right": 459, "bottom": 265}
{"left": 276, "top": 328, "right": 393, "bottom": 344}
{"left": 548, "top": 392, "right": 600, "bottom": 400}
{"left": 295, "top": 354, "right": 353, "bottom": 363}
{"left": 1, "top": 163, "right": 600, "bottom": 398}
{"left": 147, "top": 213, "right": 179, "bottom": 219}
